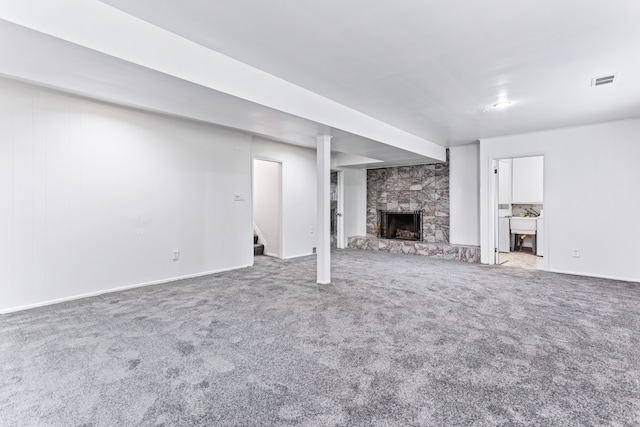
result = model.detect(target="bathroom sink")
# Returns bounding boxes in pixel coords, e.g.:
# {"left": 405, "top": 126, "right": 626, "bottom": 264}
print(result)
{"left": 510, "top": 217, "right": 537, "bottom": 234}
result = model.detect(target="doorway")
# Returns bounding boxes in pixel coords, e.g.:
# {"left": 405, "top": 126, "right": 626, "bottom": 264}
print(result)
{"left": 253, "top": 158, "right": 282, "bottom": 258}
{"left": 330, "top": 170, "right": 345, "bottom": 249}
{"left": 495, "top": 155, "right": 544, "bottom": 270}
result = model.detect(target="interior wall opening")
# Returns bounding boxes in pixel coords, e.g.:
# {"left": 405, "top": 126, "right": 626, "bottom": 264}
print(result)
{"left": 495, "top": 155, "right": 544, "bottom": 270}
{"left": 253, "top": 158, "right": 282, "bottom": 258}
{"left": 330, "top": 170, "right": 346, "bottom": 249}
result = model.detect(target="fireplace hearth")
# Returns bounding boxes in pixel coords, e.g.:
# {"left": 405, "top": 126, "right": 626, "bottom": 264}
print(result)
{"left": 378, "top": 210, "right": 423, "bottom": 241}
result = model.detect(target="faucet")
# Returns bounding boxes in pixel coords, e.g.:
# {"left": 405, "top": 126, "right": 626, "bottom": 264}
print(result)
{"left": 525, "top": 207, "right": 540, "bottom": 217}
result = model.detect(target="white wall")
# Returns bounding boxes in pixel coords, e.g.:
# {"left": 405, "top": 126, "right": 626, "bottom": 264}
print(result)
{"left": 0, "top": 78, "right": 253, "bottom": 312}
{"left": 479, "top": 118, "right": 640, "bottom": 282}
{"left": 252, "top": 137, "right": 317, "bottom": 258}
{"left": 253, "top": 159, "right": 280, "bottom": 257}
{"left": 341, "top": 168, "right": 367, "bottom": 243}
{"left": 449, "top": 143, "right": 480, "bottom": 246}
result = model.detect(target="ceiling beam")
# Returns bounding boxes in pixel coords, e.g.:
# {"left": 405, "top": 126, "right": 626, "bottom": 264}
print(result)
{"left": 0, "top": 0, "right": 446, "bottom": 162}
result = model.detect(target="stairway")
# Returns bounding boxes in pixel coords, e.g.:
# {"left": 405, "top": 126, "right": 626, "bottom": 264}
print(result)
{"left": 254, "top": 235, "right": 264, "bottom": 256}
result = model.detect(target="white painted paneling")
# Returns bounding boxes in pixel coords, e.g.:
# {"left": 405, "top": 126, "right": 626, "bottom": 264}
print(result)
{"left": 10, "top": 86, "right": 36, "bottom": 306}
{"left": 342, "top": 168, "right": 367, "bottom": 243}
{"left": 252, "top": 137, "right": 317, "bottom": 259}
{"left": 0, "top": 78, "right": 253, "bottom": 312}
{"left": 253, "top": 159, "right": 281, "bottom": 257}
{"left": 0, "top": 84, "right": 13, "bottom": 300}
{"left": 479, "top": 118, "right": 640, "bottom": 282}
{"left": 449, "top": 143, "right": 480, "bottom": 246}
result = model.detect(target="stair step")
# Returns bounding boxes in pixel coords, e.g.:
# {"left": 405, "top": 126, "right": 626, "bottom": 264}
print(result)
{"left": 253, "top": 243, "right": 264, "bottom": 256}
{"left": 254, "top": 235, "right": 258, "bottom": 244}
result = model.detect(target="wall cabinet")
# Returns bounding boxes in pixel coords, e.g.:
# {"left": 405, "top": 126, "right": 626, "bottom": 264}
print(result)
{"left": 498, "top": 159, "right": 512, "bottom": 205}
{"left": 512, "top": 156, "right": 543, "bottom": 203}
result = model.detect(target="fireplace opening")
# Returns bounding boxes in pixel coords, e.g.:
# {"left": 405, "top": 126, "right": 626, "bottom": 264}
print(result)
{"left": 378, "top": 210, "right": 423, "bottom": 241}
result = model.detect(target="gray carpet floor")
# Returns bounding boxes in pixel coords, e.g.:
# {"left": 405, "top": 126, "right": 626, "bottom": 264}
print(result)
{"left": 1, "top": 250, "right": 639, "bottom": 426}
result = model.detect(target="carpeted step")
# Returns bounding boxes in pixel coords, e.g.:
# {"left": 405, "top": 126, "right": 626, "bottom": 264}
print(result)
{"left": 254, "top": 243, "right": 264, "bottom": 256}
{"left": 254, "top": 235, "right": 259, "bottom": 244}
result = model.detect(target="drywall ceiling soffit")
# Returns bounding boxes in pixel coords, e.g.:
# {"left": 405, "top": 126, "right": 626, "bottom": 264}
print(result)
{"left": 0, "top": 2, "right": 445, "bottom": 164}
{"left": 0, "top": 20, "right": 317, "bottom": 144}
{"left": 99, "top": 0, "right": 640, "bottom": 145}
{"left": 0, "top": 22, "right": 438, "bottom": 167}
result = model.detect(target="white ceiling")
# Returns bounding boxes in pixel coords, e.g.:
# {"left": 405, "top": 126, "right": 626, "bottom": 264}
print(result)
{"left": 1, "top": 0, "right": 640, "bottom": 163}
{"left": 98, "top": 0, "right": 640, "bottom": 145}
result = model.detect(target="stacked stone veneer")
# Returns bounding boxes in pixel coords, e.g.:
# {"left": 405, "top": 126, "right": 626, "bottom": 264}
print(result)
{"left": 366, "top": 162, "right": 450, "bottom": 243}
{"left": 347, "top": 158, "right": 481, "bottom": 263}
{"left": 347, "top": 236, "right": 480, "bottom": 263}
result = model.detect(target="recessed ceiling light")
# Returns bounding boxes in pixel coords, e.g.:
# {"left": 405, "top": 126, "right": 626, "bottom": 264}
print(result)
{"left": 493, "top": 101, "right": 512, "bottom": 109}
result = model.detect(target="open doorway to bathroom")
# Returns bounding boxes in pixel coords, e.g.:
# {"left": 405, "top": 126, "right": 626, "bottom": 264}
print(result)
{"left": 495, "top": 156, "right": 544, "bottom": 270}
{"left": 253, "top": 158, "right": 282, "bottom": 258}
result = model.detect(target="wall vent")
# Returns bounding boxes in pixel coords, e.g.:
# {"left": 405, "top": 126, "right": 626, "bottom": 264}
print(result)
{"left": 591, "top": 74, "right": 616, "bottom": 87}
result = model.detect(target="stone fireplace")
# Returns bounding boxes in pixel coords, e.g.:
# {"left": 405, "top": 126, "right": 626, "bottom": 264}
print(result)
{"left": 378, "top": 210, "right": 423, "bottom": 241}
{"left": 348, "top": 153, "right": 481, "bottom": 263}
{"left": 366, "top": 162, "right": 449, "bottom": 243}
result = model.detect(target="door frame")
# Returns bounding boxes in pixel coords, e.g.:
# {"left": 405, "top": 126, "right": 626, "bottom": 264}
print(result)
{"left": 334, "top": 170, "right": 345, "bottom": 249}
{"left": 252, "top": 157, "right": 283, "bottom": 259}
{"left": 493, "top": 159, "right": 500, "bottom": 265}
{"left": 488, "top": 154, "right": 546, "bottom": 269}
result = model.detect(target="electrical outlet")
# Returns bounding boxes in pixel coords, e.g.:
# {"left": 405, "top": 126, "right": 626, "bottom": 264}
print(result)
{"left": 572, "top": 249, "right": 580, "bottom": 258}
{"left": 310, "top": 226, "right": 315, "bottom": 234}
{"left": 172, "top": 250, "right": 180, "bottom": 261}
{"left": 312, "top": 247, "right": 316, "bottom": 254}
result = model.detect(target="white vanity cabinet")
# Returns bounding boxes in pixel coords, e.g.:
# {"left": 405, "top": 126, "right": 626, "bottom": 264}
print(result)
{"left": 536, "top": 218, "right": 544, "bottom": 256}
{"left": 512, "top": 156, "right": 543, "bottom": 203}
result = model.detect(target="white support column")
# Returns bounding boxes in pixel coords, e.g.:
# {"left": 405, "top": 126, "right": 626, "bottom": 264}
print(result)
{"left": 317, "top": 135, "right": 332, "bottom": 284}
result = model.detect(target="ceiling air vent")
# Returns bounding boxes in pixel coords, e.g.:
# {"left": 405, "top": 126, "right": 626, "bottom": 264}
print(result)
{"left": 591, "top": 74, "right": 616, "bottom": 87}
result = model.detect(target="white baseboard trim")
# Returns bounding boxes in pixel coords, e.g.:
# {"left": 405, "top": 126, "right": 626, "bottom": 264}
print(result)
{"left": 546, "top": 269, "right": 640, "bottom": 283}
{"left": 283, "top": 252, "right": 315, "bottom": 260}
{"left": 264, "top": 252, "right": 279, "bottom": 258}
{"left": 0, "top": 264, "right": 252, "bottom": 314}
